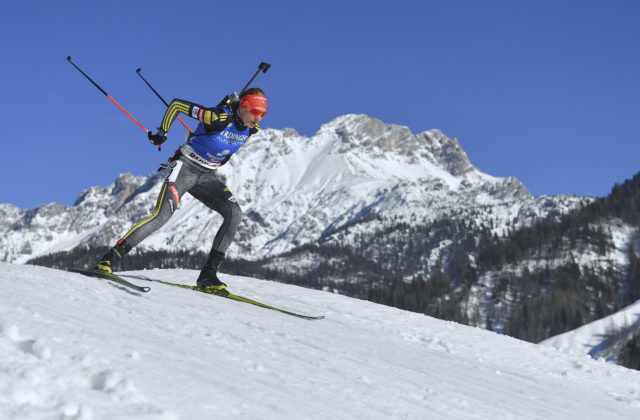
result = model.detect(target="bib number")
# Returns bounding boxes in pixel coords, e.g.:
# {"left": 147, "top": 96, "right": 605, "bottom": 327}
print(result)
{"left": 165, "top": 160, "right": 183, "bottom": 183}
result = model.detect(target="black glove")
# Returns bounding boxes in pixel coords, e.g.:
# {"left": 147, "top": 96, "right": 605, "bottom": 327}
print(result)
{"left": 148, "top": 129, "right": 167, "bottom": 145}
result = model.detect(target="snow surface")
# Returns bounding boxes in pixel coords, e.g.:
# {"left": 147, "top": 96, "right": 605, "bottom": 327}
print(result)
{"left": 541, "top": 299, "right": 640, "bottom": 362}
{"left": 2, "top": 262, "right": 640, "bottom": 419}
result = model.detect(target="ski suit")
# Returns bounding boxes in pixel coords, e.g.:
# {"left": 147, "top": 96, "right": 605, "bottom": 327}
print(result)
{"left": 116, "top": 99, "right": 259, "bottom": 255}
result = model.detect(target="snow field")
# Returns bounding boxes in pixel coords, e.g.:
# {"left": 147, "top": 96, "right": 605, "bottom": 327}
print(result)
{"left": 1, "top": 262, "right": 640, "bottom": 419}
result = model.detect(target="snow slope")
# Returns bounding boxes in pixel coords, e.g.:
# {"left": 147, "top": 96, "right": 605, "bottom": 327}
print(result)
{"left": 1, "top": 262, "right": 640, "bottom": 419}
{"left": 541, "top": 300, "right": 640, "bottom": 362}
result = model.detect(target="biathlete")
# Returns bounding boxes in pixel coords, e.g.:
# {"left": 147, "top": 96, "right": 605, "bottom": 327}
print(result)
{"left": 94, "top": 88, "right": 268, "bottom": 290}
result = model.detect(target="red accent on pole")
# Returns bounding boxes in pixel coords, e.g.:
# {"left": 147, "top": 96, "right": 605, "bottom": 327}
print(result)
{"left": 106, "top": 94, "right": 148, "bottom": 133}
{"left": 177, "top": 116, "right": 193, "bottom": 134}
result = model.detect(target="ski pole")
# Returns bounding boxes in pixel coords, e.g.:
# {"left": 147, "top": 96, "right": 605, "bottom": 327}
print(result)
{"left": 217, "top": 62, "right": 272, "bottom": 108}
{"left": 66, "top": 56, "right": 160, "bottom": 150}
{"left": 135, "top": 68, "right": 193, "bottom": 134}
{"left": 239, "top": 62, "right": 271, "bottom": 94}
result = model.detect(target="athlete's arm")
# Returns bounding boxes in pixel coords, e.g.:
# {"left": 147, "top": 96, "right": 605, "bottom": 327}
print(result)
{"left": 160, "top": 99, "right": 229, "bottom": 133}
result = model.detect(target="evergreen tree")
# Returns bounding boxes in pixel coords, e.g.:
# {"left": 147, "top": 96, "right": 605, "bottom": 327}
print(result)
{"left": 628, "top": 244, "right": 640, "bottom": 304}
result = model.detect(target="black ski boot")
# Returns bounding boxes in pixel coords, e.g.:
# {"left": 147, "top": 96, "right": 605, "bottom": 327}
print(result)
{"left": 95, "top": 240, "right": 131, "bottom": 274}
{"left": 196, "top": 250, "right": 227, "bottom": 290}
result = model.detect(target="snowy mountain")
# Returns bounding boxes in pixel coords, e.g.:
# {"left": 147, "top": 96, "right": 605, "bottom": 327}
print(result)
{"left": 0, "top": 114, "right": 586, "bottom": 272}
{"left": 461, "top": 172, "right": 640, "bottom": 357}
{"left": 2, "top": 262, "right": 640, "bottom": 419}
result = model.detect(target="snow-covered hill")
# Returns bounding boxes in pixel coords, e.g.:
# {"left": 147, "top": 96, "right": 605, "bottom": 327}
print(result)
{"left": 1, "top": 262, "right": 640, "bottom": 419}
{"left": 0, "top": 114, "right": 587, "bottom": 271}
{"left": 541, "top": 299, "right": 640, "bottom": 362}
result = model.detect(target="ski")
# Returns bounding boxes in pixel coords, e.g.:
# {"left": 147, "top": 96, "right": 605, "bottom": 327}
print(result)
{"left": 70, "top": 268, "right": 151, "bottom": 293}
{"left": 158, "top": 280, "right": 324, "bottom": 320}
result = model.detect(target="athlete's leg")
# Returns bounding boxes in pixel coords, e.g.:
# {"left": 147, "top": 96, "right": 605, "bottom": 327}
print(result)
{"left": 95, "top": 159, "right": 197, "bottom": 273}
{"left": 189, "top": 176, "right": 242, "bottom": 288}
{"left": 189, "top": 178, "right": 243, "bottom": 255}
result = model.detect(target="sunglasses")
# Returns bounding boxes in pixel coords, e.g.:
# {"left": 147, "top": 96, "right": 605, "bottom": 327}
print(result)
{"left": 247, "top": 108, "right": 267, "bottom": 118}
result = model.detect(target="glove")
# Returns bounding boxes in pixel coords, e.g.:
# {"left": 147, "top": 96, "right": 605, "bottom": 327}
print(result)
{"left": 148, "top": 129, "right": 167, "bottom": 146}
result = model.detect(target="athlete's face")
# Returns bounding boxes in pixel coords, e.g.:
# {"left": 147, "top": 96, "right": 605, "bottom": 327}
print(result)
{"left": 238, "top": 107, "right": 266, "bottom": 129}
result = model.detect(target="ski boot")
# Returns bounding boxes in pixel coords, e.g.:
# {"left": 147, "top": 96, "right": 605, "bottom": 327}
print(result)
{"left": 196, "top": 250, "right": 227, "bottom": 291}
{"left": 94, "top": 240, "right": 131, "bottom": 274}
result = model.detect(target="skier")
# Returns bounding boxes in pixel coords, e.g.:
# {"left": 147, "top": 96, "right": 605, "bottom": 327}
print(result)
{"left": 93, "top": 88, "right": 268, "bottom": 290}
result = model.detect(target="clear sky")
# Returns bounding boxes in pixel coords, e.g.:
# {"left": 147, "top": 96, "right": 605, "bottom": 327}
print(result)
{"left": 1, "top": 0, "right": 638, "bottom": 208}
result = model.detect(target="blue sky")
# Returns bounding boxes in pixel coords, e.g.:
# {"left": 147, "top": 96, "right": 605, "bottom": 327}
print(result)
{"left": 1, "top": 0, "right": 638, "bottom": 208}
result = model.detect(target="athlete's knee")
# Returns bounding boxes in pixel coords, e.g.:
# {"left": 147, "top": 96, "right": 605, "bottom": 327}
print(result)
{"left": 230, "top": 202, "right": 243, "bottom": 224}
{"left": 165, "top": 184, "right": 181, "bottom": 215}
{"left": 222, "top": 200, "right": 242, "bottom": 227}
{"left": 146, "top": 186, "right": 178, "bottom": 228}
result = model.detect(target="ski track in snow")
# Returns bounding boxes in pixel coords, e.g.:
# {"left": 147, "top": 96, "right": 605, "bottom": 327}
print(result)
{"left": 1, "top": 262, "right": 640, "bottom": 419}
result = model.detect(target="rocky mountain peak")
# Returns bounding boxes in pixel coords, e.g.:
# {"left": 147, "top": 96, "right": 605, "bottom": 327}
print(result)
{"left": 314, "top": 114, "right": 474, "bottom": 177}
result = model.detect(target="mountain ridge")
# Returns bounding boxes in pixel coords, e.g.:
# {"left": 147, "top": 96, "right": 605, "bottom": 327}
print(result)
{"left": 1, "top": 113, "right": 585, "bottom": 265}
{"left": 0, "top": 114, "right": 581, "bottom": 262}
